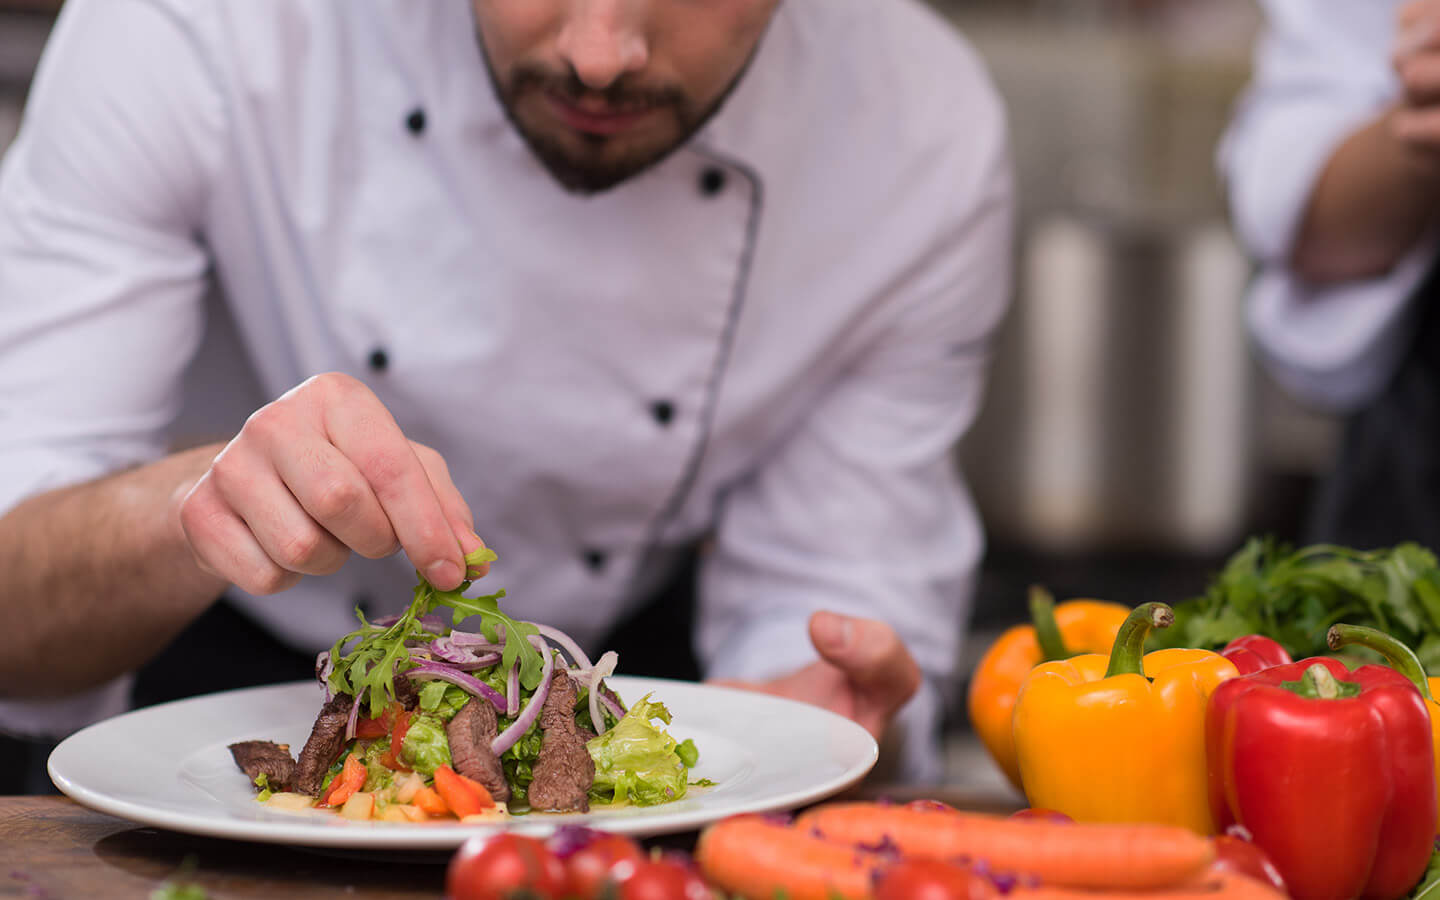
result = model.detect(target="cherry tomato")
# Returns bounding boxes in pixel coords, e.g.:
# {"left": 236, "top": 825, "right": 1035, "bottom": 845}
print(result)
{"left": 1009, "top": 808, "right": 1073, "bottom": 824}
{"left": 562, "top": 833, "right": 647, "bottom": 900}
{"left": 1211, "top": 834, "right": 1288, "bottom": 895}
{"left": 610, "top": 858, "right": 713, "bottom": 900}
{"left": 874, "top": 860, "right": 996, "bottom": 900}
{"left": 446, "top": 833, "right": 568, "bottom": 900}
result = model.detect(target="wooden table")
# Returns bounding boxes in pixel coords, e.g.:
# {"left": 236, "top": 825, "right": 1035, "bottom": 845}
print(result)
{"left": 0, "top": 788, "right": 1022, "bottom": 899}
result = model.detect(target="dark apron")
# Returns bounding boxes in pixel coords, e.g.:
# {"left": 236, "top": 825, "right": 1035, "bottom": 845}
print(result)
{"left": 1307, "top": 266, "right": 1440, "bottom": 549}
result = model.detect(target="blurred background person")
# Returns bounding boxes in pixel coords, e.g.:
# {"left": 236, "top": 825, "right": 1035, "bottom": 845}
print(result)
{"left": 1221, "top": 0, "right": 1440, "bottom": 552}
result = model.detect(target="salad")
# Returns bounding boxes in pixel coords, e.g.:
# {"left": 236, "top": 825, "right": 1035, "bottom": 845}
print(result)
{"left": 227, "top": 547, "right": 700, "bottom": 822}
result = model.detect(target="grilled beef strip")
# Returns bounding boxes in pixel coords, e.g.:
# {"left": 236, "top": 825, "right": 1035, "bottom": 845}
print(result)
{"left": 527, "top": 670, "right": 594, "bottom": 812}
{"left": 446, "top": 698, "right": 511, "bottom": 803}
{"left": 228, "top": 740, "right": 297, "bottom": 792}
{"left": 295, "top": 692, "right": 353, "bottom": 795}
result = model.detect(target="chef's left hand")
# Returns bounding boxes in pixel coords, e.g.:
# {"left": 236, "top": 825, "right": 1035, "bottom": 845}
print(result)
{"left": 710, "top": 612, "right": 922, "bottom": 740}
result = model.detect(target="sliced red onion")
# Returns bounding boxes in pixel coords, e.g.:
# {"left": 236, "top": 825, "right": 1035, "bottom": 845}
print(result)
{"left": 428, "top": 636, "right": 502, "bottom": 669}
{"left": 407, "top": 661, "right": 507, "bottom": 712}
{"left": 599, "top": 687, "right": 626, "bottom": 721}
{"left": 588, "top": 651, "right": 618, "bottom": 735}
{"left": 534, "top": 624, "right": 593, "bottom": 670}
{"left": 344, "top": 691, "right": 363, "bottom": 741}
{"left": 445, "top": 630, "right": 504, "bottom": 651}
{"left": 492, "top": 636, "right": 553, "bottom": 756}
{"left": 369, "top": 613, "right": 448, "bottom": 634}
{"left": 506, "top": 660, "right": 520, "bottom": 717}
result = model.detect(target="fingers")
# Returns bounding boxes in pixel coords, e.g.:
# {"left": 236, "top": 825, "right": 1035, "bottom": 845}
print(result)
{"left": 808, "top": 611, "right": 922, "bottom": 735}
{"left": 317, "top": 377, "right": 468, "bottom": 589}
{"left": 178, "top": 471, "right": 302, "bottom": 596}
{"left": 176, "top": 373, "right": 483, "bottom": 595}
{"left": 207, "top": 443, "right": 351, "bottom": 578}
{"left": 410, "top": 441, "right": 489, "bottom": 579}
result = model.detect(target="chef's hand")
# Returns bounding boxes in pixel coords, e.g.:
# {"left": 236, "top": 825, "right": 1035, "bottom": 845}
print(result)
{"left": 171, "top": 372, "right": 487, "bottom": 596}
{"left": 1393, "top": 1, "right": 1440, "bottom": 151}
{"left": 710, "top": 612, "right": 922, "bottom": 740}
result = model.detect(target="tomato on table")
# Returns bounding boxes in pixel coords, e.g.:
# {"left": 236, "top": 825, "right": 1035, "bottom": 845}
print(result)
{"left": 561, "top": 833, "right": 647, "bottom": 900}
{"left": 1010, "top": 808, "right": 1073, "bottom": 823}
{"left": 609, "top": 858, "right": 713, "bottom": 900}
{"left": 446, "top": 833, "right": 568, "bottom": 900}
{"left": 1211, "top": 833, "right": 1288, "bottom": 895}
{"left": 874, "top": 860, "right": 997, "bottom": 900}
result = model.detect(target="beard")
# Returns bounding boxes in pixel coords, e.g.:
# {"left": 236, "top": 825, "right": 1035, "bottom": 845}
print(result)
{"left": 479, "top": 51, "right": 746, "bottom": 195}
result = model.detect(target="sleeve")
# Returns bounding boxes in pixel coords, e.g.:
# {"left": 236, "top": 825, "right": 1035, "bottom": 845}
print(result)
{"left": 696, "top": 100, "right": 1014, "bottom": 784}
{"left": 1220, "top": 0, "right": 1434, "bottom": 412}
{"left": 0, "top": 0, "right": 224, "bottom": 735}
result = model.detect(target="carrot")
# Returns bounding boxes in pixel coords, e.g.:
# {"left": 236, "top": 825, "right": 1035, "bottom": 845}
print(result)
{"left": 320, "top": 753, "right": 367, "bottom": 808}
{"left": 695, "top": 815, "right": 881, "bottom": 900}
{"left": 796, "top": 804, "right": 1214, "bottom": 891}
{"left": 1009, "top": 872, "right": 1286, "bottom": 900}
{"left": 432, "top": 764, "right": 494, "bottom": 818}
{"left": 411, "top": 785, "right": 449, "bottom": 817}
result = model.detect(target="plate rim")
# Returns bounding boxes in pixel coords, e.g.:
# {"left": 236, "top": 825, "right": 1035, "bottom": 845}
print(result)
{"left": 48, "top": 675, "right": 878, "bottom": 848}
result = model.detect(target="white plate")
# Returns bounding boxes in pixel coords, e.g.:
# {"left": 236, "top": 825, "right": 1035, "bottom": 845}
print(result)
{"left": 48, "top": 676, "right": 877, "bottom": 849}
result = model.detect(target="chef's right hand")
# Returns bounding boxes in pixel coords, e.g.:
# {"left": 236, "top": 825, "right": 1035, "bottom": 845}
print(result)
{"left": 1394, "top": 1, "right": 1440, "bottom": 151}
{"left": 172, "top": 372, "right": 485, "bottom": 596}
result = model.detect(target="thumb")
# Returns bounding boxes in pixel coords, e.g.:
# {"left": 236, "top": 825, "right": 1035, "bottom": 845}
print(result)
{"left": 808, "top": 611, "right": 921, "bottom": 713}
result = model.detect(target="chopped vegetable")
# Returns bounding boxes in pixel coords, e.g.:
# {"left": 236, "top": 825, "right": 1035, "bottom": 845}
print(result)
{"left": 433, "top": 763, "right": 495, "bottom": 818}
{"left": 320, "top": 752, "right": 367, "bottom": 808}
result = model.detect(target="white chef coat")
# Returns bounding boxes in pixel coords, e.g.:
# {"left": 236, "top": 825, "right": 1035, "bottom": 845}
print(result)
{"left": 1221, "top": 0, "right": 1438, "bottom": 413}
{"left": 0, "top": 0, "right": 1012, "bottom": 780}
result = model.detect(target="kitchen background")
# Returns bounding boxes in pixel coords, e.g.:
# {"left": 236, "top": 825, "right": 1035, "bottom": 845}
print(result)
{"left": 0, "top": 1, "right": 1335, "bottom": 793}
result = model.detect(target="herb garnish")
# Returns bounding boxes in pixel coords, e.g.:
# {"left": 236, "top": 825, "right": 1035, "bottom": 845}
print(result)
{"left": 326, "top": 546, "right": 547, "bottom": 716}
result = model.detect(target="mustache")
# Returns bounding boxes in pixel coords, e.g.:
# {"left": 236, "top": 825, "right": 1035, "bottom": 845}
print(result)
{"left": 507, "top": 64, "right": 688, "bottom": 113}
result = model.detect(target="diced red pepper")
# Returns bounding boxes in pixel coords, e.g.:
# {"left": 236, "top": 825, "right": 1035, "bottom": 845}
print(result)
{"left": 1219, "top": 635, "right": 1293, "bottom": 675}
{"left": 433, "top": 764, "right": 495, "bottom": 819}
{"left": 379, "top": 710, "right": 412, "bottom": 771}
{"left": 412, "top": 785, "right": 449, "bottom": 817}
{"left": 1207, "top": 657, "right": 1436, "bottom": 900}
{"left": 320, "top": 752, "right": 367, "bottom": 808}
{"left": 353, "top": 702, "right": 399, "bottom": 740}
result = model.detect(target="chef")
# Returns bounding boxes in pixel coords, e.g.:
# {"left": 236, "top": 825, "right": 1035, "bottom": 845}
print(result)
{"left": 0, "top": 0, "right": 1012, "bottom": 791}
{"left": 1222, "top": 0, "right": 1440, "bottom": 552}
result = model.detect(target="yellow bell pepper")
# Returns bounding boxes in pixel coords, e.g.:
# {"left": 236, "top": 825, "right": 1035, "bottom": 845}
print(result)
{"left": 966, "top": 587, "right": 1129, "bottom": 792}
{"left": 1012, "top": 602, "right": 1238, "bottom": 835}
{"left": 1328, "top": 624, "right": 1440, "bottom": 833}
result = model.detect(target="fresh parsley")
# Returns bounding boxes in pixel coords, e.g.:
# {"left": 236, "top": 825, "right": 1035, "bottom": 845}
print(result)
{"left": 326, "top": 546, "right": 542, "bottom": 716}
{"left": 1156, "top": 538, "right": 1440, "bottom": 672}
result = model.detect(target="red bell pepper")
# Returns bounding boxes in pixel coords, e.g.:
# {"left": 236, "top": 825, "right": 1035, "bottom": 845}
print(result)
{"left": 1207, "top": 657, "right": 1436, "bottom": 900}
{"left": 1220, "top": 635, "right": 1292, "bottom": 675}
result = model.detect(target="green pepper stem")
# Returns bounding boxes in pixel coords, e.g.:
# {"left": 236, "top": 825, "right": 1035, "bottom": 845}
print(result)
{"left": 1103, "top": 603, "right": 1173, "bottom": 679}
{"left": 1327, "top": 624, "right": 1434, "bottom": 701}
{"left": 1029, "top": 586, "right": 1072, "bottom": 662}
{"left": 1281, "top": 662, "right": 1363, "bottom": 700}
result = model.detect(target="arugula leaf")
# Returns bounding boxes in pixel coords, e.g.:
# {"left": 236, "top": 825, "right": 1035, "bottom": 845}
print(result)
{"left": 328, "top": 546, "right": 534, "bottom": 714}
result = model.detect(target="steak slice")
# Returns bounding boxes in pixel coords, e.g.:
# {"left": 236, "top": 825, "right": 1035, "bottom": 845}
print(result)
{"left": 394, "top": 675, "right": 420, "bottom": 711}
{"left": 446, "top": 698, "right": 510, "bottom": 803}
{"left": 527, "top": 671, "right": 593, "bottom": 812}
{"left": 296, "top": 692, "right": 352, "bottom": 795}
{"left": 228, "top": 740, "right": 296, "bottom": 792}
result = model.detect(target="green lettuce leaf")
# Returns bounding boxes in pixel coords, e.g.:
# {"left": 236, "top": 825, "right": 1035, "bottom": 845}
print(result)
{"left": 586, "top": 695, "right": 689, "bottom": 807}
{"left": 401, "top": 715, "right": 452, "bottom": 777}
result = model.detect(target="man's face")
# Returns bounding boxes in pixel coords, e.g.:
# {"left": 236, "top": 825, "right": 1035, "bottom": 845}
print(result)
{"left": 472, "top": 0, "right": 780, "bottom": 194}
